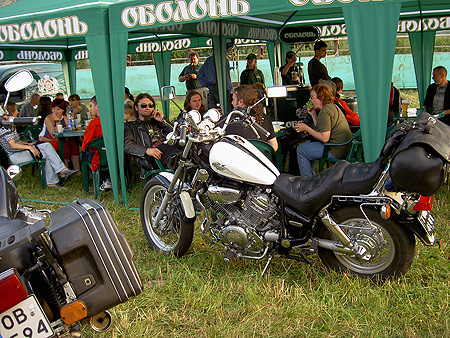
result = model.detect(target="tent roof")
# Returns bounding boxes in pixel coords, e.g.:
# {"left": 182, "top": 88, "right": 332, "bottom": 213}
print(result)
{"left": 109, "top": 0, "right": 450, "bottom": 36}
{"left": 0, "top": 0, "right": 121, "bottom": 52}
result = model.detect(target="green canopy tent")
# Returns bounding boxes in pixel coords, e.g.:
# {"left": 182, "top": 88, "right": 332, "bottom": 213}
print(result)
{"left": 108, "top": 0, "right": 448, "bottom": 204}
{"left": 0, "top": 0, "right": 123, "bottom": 203}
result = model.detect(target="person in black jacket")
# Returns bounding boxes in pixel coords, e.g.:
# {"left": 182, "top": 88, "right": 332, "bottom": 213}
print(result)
{"left": 423, "top": 66, "right": 450, "bottom": 125}
{"left": 124, "top": 93, "right": 178, "bottom": 174}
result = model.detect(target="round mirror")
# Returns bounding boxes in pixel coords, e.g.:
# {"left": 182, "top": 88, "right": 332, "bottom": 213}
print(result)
{"left": 188, "top": 110, "right": 202, "bottom": 124}
{"left": 203, "top": 108, "right": 221, "bottom": 123}
{"left": 4, "top": 70, "right": 34, "bottom": 93}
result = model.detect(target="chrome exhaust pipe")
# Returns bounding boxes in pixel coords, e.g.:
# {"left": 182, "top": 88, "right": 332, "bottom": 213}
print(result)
{"left": 90, "top": 311, "right": 112, "bottom": 333}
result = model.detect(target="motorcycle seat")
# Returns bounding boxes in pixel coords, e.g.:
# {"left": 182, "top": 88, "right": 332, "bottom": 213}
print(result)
{"left": 336, "top": 157, "right": 387, "bottom": 195}
{"left": 273, "top": 161, "right": 350, "bottom": 216}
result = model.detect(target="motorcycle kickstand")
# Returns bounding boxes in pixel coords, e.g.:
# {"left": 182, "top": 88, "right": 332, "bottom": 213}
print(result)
{"left": 261, "top": 254, "right": 275, "bottom": 277}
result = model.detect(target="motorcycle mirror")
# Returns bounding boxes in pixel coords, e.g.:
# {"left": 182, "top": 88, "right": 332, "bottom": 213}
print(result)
{"left": 4, "top": 70, "right": 33, "bottom": 93}
{"left": 161, "top": 86, "right": 176, "bottom": 101}
{"left": 203, "top": 108, "right": 221, "bottom": 123}
{"left": 188, "top": 110, "right": 202, "bottom": 124}
{"left": 266, "top": 86, "right": 288, "bottom": 98}
{"left": 7, "top": 165, "right": 22, "bottom": 181}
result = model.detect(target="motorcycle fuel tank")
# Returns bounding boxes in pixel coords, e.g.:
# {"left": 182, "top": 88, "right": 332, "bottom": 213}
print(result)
{"left": 209, "top": 135, "right": 279, "bottom": 185}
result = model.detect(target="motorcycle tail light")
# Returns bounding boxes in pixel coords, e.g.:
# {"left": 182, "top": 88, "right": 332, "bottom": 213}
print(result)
{"left": 413, "top": 195, "right": 433, "bottom": 211}
{"left": 60, "top": 300, "right": 88, "bottom": 325}
{"left": 0, "top": 268, "right": 28, "bottom": 313}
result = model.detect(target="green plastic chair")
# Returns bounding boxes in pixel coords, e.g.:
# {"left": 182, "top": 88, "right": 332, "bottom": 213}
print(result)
{"left": 0, "top": 142, "right": 46, "bottom": 188}
{"left": 319, "top": 129, "right": 363, "bottom": 172}
{"left": 23, "top": 125, "right": 42, "bottom": 142}
{"left": 82, "top": 137, "right": 108, "bottom": 199}
{"left": 144, "top": 159, "right": 173, "bottom": 182}
{"left": 249, "top": 139, "right": 278, "bottom": 168}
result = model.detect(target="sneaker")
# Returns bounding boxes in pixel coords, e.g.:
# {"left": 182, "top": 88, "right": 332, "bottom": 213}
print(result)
{"left": 99, "top": 179, "right": 112, "bottom": 192}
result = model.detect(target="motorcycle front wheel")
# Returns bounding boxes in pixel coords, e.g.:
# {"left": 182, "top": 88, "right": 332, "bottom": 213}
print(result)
{"left": 140, "top": 178, "right": 195, "bottom": 257}
{"left": 318, "top": 207, "right": 416, "bottom": 280}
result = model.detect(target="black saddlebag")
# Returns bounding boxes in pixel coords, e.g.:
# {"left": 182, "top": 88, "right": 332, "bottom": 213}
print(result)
{"left": 48, "top": 199, "right": 142, "bottom": 317}
{"left": 384, "top": 113, "right": 450, "bottom": 196}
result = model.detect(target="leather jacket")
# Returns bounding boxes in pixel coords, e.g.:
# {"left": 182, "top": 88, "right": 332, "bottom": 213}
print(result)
{"left": 124, "top": 118, "right": 172, "bottom": 158}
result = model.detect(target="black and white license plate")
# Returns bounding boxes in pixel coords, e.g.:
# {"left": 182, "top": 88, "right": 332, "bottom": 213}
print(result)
{"left": 0, "top": 295, "right": 54, "bottom": 338}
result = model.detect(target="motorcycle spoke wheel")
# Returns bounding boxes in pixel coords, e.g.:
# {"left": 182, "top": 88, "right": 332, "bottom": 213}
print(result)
{"left": 140, "top": 179, "right": 194, "bottom": 257}
{"left": 318, "top": 207, "right": 416, "bottom": 280}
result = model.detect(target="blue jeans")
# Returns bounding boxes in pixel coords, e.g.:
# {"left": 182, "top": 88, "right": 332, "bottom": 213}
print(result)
{"left": 296, "top": 140, "right": 339, "bottom": 177}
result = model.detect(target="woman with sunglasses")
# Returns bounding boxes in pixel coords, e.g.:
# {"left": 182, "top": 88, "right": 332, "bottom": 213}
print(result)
{"left": 124, "top": 93, "right": 178, "bottom": 175}
{"left": 293, "top": 84, "right": 352, "bottom": 177}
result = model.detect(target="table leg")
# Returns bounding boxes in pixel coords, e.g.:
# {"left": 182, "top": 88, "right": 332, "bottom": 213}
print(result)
{"left": 58, "top": 138, "right": 65, "bottom": 160}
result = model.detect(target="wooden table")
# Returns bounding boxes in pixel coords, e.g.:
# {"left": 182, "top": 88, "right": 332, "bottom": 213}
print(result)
{"left": 53, "top": 129, "right": 85, "bottom": 160}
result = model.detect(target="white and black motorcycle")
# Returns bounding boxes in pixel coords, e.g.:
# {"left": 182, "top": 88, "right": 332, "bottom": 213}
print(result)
{"left": 140, "top": 86, "right": 446, "bottom": 280}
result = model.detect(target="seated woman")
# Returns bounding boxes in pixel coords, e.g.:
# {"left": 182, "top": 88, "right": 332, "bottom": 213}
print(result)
{"left": 225, "top": 84, "right": 278, "bottom": 151}
{"left": 39, "top": 98, "right": 80, "bottom": 172}
{"left": 184, "top": 90, "right": 206, "bottom": 113}
{"left": 0, "top": 113, "right": 78, "bottom": 189}
{"left": 294, "top": 84, "right": 352, "bottom": 177}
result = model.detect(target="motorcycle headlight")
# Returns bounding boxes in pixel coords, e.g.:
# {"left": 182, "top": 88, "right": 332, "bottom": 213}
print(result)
{"left": 188, "top": 110, "right": 201, "bottom": 124}
{"left": 204, "top": 108, "right": 221, "bottom": 123}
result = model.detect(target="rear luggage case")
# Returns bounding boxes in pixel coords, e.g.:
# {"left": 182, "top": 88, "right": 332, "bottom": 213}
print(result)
{"left": 48, "top": 199, "right": 142, "bottom": 317}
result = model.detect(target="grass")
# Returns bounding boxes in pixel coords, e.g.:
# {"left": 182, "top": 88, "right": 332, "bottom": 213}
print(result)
{"left": 14, "top": 165, "right": 450, "bottom": 338}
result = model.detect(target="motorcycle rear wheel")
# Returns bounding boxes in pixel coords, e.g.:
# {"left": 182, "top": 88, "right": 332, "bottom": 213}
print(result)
{"left": 140, "top": 178, "right": 194, "bottom": 257}
{"left": 318, "top": 207, "right": 416, "bottom": 280}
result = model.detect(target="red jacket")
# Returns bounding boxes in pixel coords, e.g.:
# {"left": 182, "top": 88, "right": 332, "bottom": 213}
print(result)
{"left": 334, "top": 97, "right": 360, "bottom": 126}
{"left": 82, "top": 117, "right": 103, "bottom": 171}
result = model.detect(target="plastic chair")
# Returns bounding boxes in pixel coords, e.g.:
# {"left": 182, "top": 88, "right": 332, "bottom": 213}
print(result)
{"left": 249, "top": 139, "right": 278, "bottom": 168}
{"left": 319, "top": 129, "right": 363, "bottom": 172}
{"left": 144, "top": 159, "right": 172, "bottom": 182}
{"left": 23, "top": 125, "right": 42, "bottom": 142}
{"left": 0, "top": 142, "right": 46, "bottom": 188}
{"left": 82, "top": 137, "right": 108, "bottom": 199}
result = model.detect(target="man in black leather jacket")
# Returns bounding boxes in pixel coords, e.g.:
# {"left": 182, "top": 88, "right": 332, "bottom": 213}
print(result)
{"left": 124, "top": 93, "right": 176, "bottom": 174}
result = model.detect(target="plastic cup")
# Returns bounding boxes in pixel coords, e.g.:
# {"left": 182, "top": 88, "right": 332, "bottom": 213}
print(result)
{"left": 402, "top": 100, "right": 409, "bottom": 117}
{"left": 57, "top": 124, "right": 64, "bottom": 133}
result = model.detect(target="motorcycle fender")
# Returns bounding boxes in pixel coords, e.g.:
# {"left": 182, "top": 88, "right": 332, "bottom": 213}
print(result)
{"left": 395, "top": 215, "right": 435, "bottom": 246}
{"left": 153, "top": 173, "right": 196, "bottom": 220}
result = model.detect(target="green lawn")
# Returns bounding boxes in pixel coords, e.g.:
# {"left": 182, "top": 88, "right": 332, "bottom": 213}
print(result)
{"left": 14, "top": 165, "right": 450, "bottom": 338}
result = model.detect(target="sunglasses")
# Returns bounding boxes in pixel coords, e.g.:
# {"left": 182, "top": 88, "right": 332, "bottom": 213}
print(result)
{"left": 140, "top": 103, "right": 155, "bottom": 109}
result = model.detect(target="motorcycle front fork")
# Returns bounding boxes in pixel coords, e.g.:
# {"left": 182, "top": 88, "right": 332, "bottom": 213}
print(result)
{"left": 153, "top": 140, "right": 193, "bottom": 227}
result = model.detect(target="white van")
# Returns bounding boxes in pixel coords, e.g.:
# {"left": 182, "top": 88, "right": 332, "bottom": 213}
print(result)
{"left": 0, "top": 63, "right": 67, "bottom": 107}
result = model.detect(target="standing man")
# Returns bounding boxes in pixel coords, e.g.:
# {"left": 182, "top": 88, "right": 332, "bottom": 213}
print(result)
{"left": 280, "top": 51, "right": 301, "bottom": 86}
{"left": 19, "top": 93, "right": 40, "bottom": 117}
{"left": 423, "top": 66, "right": 450, "bottom": 124}
{"left": 240, "top": 53, "right": 265, "bottom": 89}
{"left": 198, "top": 39, "right": 234, "bottom": 111}
{"left": 308, "top": 40, "right": 331, "bottom": 87}
{"left": 179, "top": 50, "right": 207, "bottom": 102}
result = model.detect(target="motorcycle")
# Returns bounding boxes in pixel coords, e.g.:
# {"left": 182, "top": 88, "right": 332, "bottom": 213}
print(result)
{"left": 140, "top": 85, "right": 447, "bottom": 280}
{"left": 0, "top": 70, "right": 142, "bottom": 338}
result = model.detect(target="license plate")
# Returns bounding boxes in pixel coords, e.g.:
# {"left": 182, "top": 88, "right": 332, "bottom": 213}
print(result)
{"left": 0, "top": 295, "right": 54, "bottom": 338}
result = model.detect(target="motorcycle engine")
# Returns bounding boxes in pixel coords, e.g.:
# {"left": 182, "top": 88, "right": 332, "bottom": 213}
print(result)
{"left": 201, "top": 185, "right": 279, "bottom": 256}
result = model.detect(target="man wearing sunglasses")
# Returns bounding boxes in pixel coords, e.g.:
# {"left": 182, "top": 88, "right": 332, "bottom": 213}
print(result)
{"left": 124, "top": 93, "right": 177, "bottom": 177}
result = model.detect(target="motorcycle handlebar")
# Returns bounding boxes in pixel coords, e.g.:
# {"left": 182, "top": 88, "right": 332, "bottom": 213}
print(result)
{"left": 179, "top": 124, "right": 188, "bottom": 146}
{"left": 251, "top": 119, "right": 270, "bottom": 138}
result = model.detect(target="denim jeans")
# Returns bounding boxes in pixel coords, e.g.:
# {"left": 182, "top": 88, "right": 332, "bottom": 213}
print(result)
{"left": 296, "top": 140, "right": 339, "bottom": 177}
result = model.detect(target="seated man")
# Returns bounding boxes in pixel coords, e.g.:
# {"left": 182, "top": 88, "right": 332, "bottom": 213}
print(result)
{"left": 124, "top": 93, "right": 179, "bottom": 177}
{"left": 81, "top": 96, "right": 111, "bottom": 191}
{"left": 68, "top": 94, "right": 89, "bottom": 121}
{"left": 423, "top": 66, "right": 450, "bottom": 125}
{"left": 331, "top": 77, "right": 360, "bottom": 126}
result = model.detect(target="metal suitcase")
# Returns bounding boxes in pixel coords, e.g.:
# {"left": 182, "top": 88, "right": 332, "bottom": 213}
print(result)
{"left": 49, "top": 198, "right": 142, "bottom": 317}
